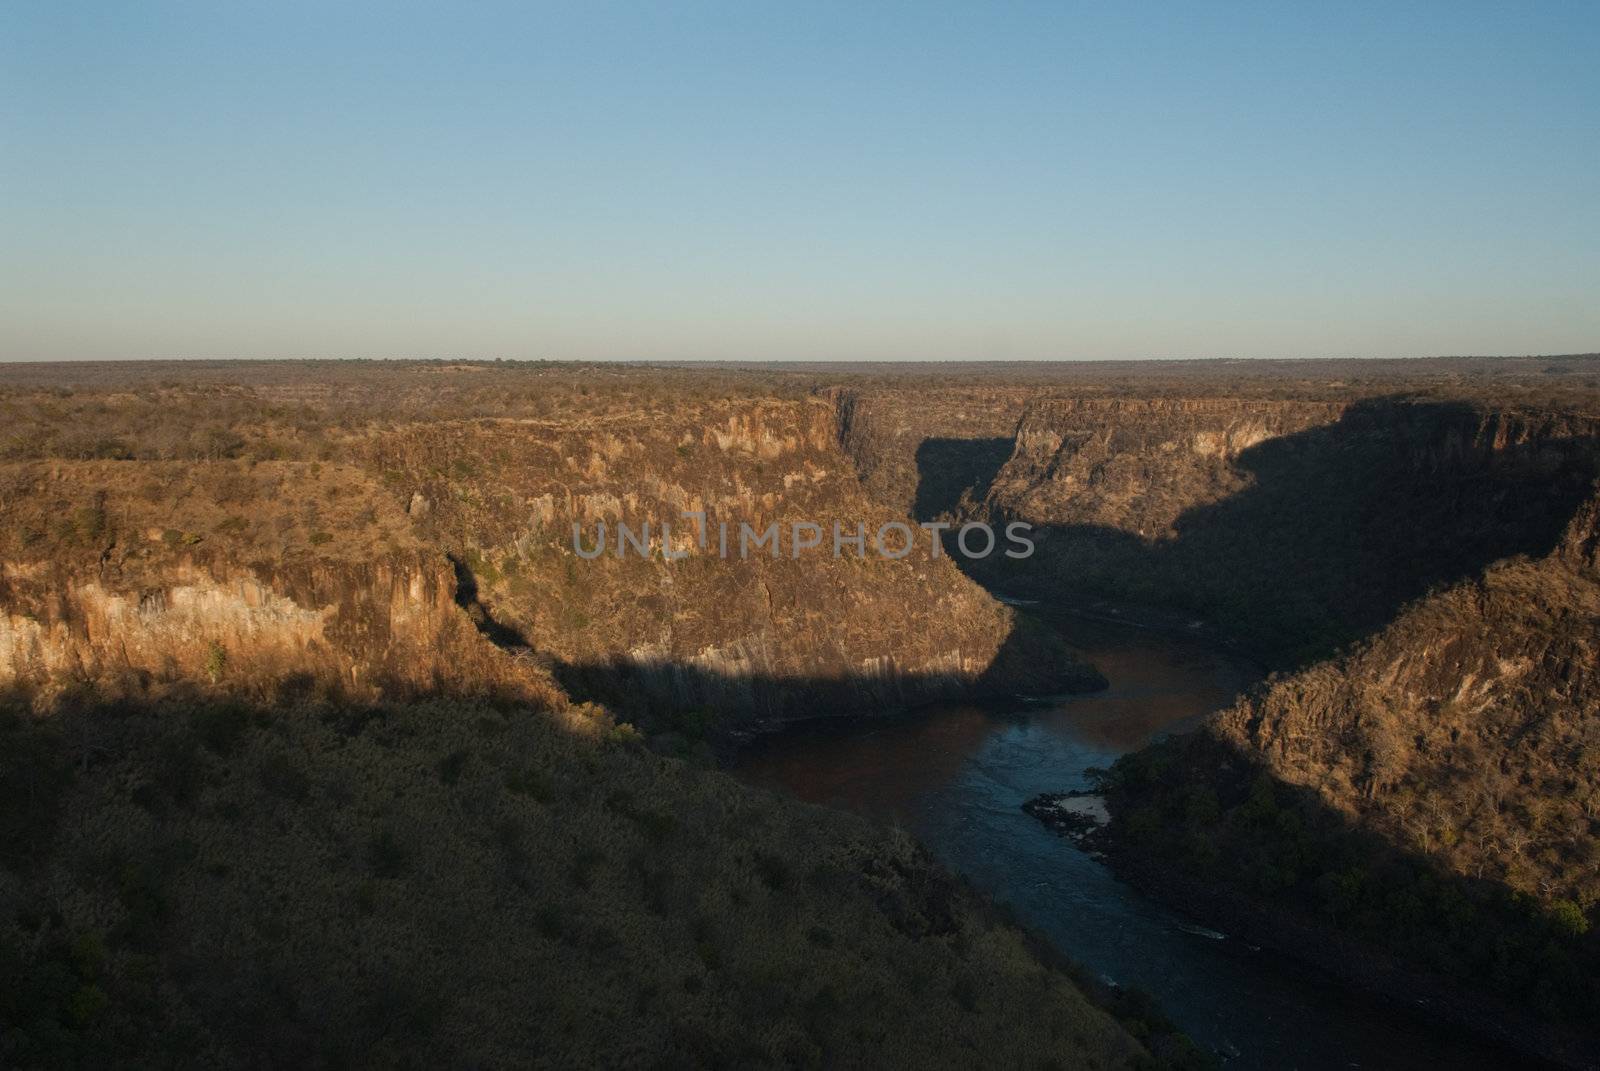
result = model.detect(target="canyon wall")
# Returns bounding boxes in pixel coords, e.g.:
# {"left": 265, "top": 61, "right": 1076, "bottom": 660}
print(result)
{"left": 10, "top": 361, "right": 1600, "bottom": 1065}
{"left": 0, "top": 406, "right": 1091, "bottom": 731}
{"left": 971, "top": 396, "right": 1600, "bottom": 665}
{"left": 1210, "top": 489, "right": 1600, "bottom": 904}
{"left": 986, "top": 396, "right": 1344, "bottom": 536}
{"left": 830, "top": 386, "right": 1600, "bottom": 665}
{"left": 1093, "top": 487, "right": 1600, "bottom": 1061}
{"left": 0, "top": 462, "right": 558, "bottom": 708}
{"left": 829, "top": 386, "right": 1032, "bottom": 520}
{"left": 355, "top": 397, "right": 1094, "bottom": 733}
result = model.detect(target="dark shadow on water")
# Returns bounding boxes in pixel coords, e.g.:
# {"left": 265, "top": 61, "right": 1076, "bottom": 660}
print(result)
{"left": 548, "top": 620, "right": 1105, "bottom": 738}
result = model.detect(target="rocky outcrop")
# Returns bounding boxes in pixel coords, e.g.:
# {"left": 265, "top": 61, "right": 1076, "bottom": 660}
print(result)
{"left": 0, "top": 460, "right": 558, "bottom": 708}
{"left": 986, "top": 397, "right": 1343, "bottom": 536}
{"left": 0, "top": 553, "right": 551, "bottom": 707}
{"left": 356, "top": 398, "right": 1095, "bottom": 729}
{"left": 966, "top": 396, "right": 1600, "bottom": 666}
{"left": 1208, "top": 486, "right": 1600, "bottom": 903}
{"left": 0, "top": 398, "right": 1100, "bottom": 728}
{"left": 1089, "top": 485, "right": 1600, "bottom": 1063}
{"left": 828, "top": 387, "right": 1033, "bottom": 519}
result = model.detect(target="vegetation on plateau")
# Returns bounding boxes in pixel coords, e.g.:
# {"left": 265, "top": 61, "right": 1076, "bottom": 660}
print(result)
{"left": 0, "top": 689, "right": 1208, "bottom": 1069}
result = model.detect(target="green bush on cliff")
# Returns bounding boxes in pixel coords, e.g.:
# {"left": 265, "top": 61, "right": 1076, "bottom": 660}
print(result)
{"left": 203, "top": 642, "right": 228, "bottom": 684}
{"left": 1551, "top": 900, "right": 1590, "bottom": 938}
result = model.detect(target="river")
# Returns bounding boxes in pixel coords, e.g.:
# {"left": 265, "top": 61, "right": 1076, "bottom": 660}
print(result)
{"left": 733, "top": 616, "right": 1517, "bottom": 1070}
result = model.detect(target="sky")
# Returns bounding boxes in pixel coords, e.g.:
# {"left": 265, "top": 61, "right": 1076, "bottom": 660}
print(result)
{"left": 2, "top": 2, "right": 1597, "bottom": 362}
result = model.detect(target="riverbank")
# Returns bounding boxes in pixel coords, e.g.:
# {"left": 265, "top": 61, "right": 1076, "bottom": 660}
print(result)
{"left": 1094, "top": 840, "right": 1590, "bottom": 1069}
{"left": 733, "top": 619, "right": 1525, "bottom": 1069}
{"left": 1007, "top": 601, "right": 1597, "bottom": 1067}
{"left": 1022, "top": 786, "right": 1580, "bottom": 1066}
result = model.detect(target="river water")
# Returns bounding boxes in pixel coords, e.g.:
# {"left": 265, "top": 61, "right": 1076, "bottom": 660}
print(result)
{"left": 734, "top": 617, "right": 1516, "bottom": 1070}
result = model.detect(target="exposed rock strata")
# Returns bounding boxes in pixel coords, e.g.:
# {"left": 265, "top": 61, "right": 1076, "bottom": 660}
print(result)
{"left": 1209, "top": 488, "right": 1600, "bottom": 903}
{"left": 0, "top": 401, "right": 1098, "bottom": 727}
{"left": 350, "top": 399, "right": 1098, "bottom": 727}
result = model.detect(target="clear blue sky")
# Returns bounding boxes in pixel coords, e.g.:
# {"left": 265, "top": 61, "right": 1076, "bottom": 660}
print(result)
{"left": 3, "top": 2, "right": 1596, "bottom": 361}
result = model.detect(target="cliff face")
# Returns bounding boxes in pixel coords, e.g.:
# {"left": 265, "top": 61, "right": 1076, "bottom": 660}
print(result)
{"left": 0, "top": 398, "right": 1090, "bottom": 730}
{"left": 356, "top": 397, "right": 1085, "bottom": 730}
{"left": 18, "top": 373, "right": 1586, "bottom": 722}
{"left": 828, "top": 382, "right": 1600, "bottom": 935}
{"left": 987, "top": 397, "right": 1344, "bottom": 536}
{"left": 969, "top": 396, "right": 1600, "bottom": 665}
{"left": 1091, "top": 490, "right": 1600, "bottom": 1055}
{"left": 833, "top": 387, "right": 1600, "bottom": 552}
{"left": 829, "top": 387, "right": 1032, "bottom": 520}
{"left": 0, "top": 555, "right": 544, "bottom": 706}
{"left": 0, "top": 366, "right": 1171, "bottom": 1071}
{"left": 827, "top": 377, "right": 1600, "bottom": 1054}
{"left": 1209, "top": 490, "right": 1600, "bottom": 904}
{"left": 0, "top": 462, "right": 559, "bottom": 708}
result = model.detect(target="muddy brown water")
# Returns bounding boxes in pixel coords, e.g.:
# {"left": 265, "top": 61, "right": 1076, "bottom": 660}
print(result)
{"left": 734, "top": 616, "right": 1523, "bottom": 1070}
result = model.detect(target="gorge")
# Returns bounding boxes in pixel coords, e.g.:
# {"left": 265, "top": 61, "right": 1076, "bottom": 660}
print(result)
{"left": 3, "top": 356, "right": 1599, "bottom": 1068}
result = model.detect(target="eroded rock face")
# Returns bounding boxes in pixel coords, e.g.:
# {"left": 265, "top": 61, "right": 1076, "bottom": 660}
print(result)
{"left": 956, "top": 396, "right": 1600, "bottom": 666}
{"left": 356, "top": 397, "right": 1078, "bottom": 726}
{"left": 7, "top": 373, "right": 1596, "bottom": 745}
{"left": 829, "top": 387, "right": 1034, "bottom": 519}
{"left": 0, "top": 395, "right": 1090, "bottom": 727}
{"left": 988, "top": 397, "right": 1344, "bottom": 537}
{"left": 0, "top": 553, "right": 555, "bottom": 708}
{"left": 1203, "top": 490, "right": 1600, "bottom": 904}
{"left": 825, "top": 386, "right": 1600, "bottom": 907}
{"left": 830, "top": 386, "right": 1599, "bottom": 600}
{"left": 0, "top": 460, "right": 559, "bottom": 707}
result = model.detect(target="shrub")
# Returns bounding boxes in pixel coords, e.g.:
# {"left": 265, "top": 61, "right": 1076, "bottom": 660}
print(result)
{"left": 258, "top": 752, "right": 310, "bottom": 802}
{"left": 367, "top": 829, "right": 410, "bottom": 878}
{"left": 0, "top": 715, "right": 72, "bottom": 867}
{"left": 204, "top": 642, "right": 228, "bottom": 683}
{"left": 605, "top": 723, "right": 644, "bottom": 749}
{"left": 1550, "top": 900, "right": 1590, "bottom": 938}
{"left": 193, "top": 703, "right": 250, "bottom": 756}
{"left": 436, "top": 749, "right": 469, "bottom": 786}
{"left": 71, "top": 505, "right": 107, "bottom": 542}
{"left": 506, "top": 767, "right": 554, "bottom": 803}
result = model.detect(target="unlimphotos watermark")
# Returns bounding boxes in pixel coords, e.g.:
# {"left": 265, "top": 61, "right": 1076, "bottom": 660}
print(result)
{"left": 573, "top": 511, "right": 1034, "bottom": 561}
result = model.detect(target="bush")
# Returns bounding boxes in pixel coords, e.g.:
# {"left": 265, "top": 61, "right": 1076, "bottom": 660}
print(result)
{"left": 436, "top": 749, "right": 469, "bottom": 785}
{"left": 367, "top": 829, "right": 410, "bottom": 878}
{"left": 0, "top": 714, "right": 72, "bottom": 867}
{"left": 204, "top": 642, "right": 228, "bottom": 683}
{"left": 1550, "top": 900, "right": 1590, "bottom": 938}
{"left": 258, "top": 752, "right": 310, "bottom": 801}
{"left": 194, "top": 703, "right": 250, "bottom": 756}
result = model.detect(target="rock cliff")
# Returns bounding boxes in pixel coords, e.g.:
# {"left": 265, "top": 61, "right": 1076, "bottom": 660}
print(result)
{"left": 1209, "top": 486, "right": 1600, "bottom": 904}
{"left": 0, "top": 395, "right": 1097, "bottom": 731}
{"left": 355, "top": 397, "right": 1095, "bottom": 730}
{"left": 971, "top": 395, "right": 1600, "bottom": 665}
{"left": 0, "top": 461, "right": 558, "bottom": 708}
{"left": 829, "top": 386, "right": 1032, "bottom": 519}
